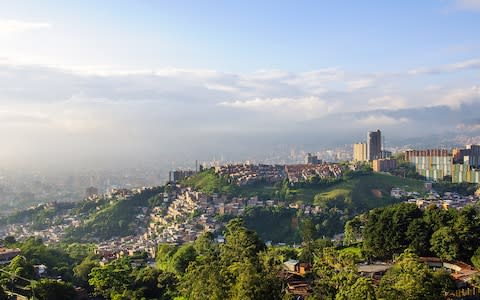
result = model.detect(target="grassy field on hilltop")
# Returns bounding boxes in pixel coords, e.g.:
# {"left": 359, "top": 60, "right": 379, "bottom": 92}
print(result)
{"left": 294, "top": 173, "right": 426, "bottom": 212}
{"left": 183, "top": 168, "right": 282, "bottom": 199}
{"left": 184, "top": 169, "right": 427, "bottom": 213}
{"left": 289, "top": 173, "right": 425, "bottom": 203}
{"left": 182, "top": 169, "right": 238, "bottom": 195}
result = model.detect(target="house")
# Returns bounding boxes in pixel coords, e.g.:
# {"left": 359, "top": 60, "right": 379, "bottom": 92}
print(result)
{"left": 357, "top": 263, "right": 392, "bottom": 283}
{"left": 284, "top": 259, "right": 299, "bottom": 272}
{"left": 0, "top": 247, "right": 21, "bottom": 264}
{"left": 283, "top": 259, "right": 312, "bottom": 275}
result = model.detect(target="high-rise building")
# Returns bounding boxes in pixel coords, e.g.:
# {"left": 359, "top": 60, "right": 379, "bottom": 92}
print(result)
{"left": 305, "top": 153, "right": 320, "bottom": 164}
{"left": 367, "top": 130, "right": 382, "bottom": 161}
{"left": 353, "top": 143, "right": 367, "bottom": 162}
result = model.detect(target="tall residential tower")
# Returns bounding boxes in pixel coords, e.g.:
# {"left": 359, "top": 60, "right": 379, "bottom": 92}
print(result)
{"left": 353, "top": 143, "right": 367, "bottom": 162}
{"left": 367, "top": 130, "right": 382, "bottom": 161}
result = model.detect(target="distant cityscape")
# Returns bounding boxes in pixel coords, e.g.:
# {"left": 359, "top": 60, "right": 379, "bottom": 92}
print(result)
{"left": 2, "top": 129, "right": 480, "bottom": 216}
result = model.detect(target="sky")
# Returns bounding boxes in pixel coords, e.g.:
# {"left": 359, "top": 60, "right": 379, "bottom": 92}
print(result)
{"left": 0, "top": 0, "right": 480, "bottom": 170}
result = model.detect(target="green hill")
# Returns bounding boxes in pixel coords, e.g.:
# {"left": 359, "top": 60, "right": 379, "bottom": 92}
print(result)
{"left": 185, "top": 169, "right": 426, "bottom": 207}
{"left": 182, "top": 169, "right": 238, "bottom": 195}
{"left": 295, "top": 173, "right": 426, "bottom": 212}
{"left": 64, "top": 187, "right": 163, "bottom": 242}
{"left": 183, "top": 170, "right": 427, "bottom": 242}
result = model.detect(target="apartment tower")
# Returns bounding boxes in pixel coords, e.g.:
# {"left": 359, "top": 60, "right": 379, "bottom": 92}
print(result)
{"left": 367, "top": 130, "right": 382, "bottom": 161}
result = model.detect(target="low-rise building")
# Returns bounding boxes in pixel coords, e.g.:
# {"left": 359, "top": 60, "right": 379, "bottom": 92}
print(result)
{"left": 372, "top": 158, "right": 397, "bottom": 172}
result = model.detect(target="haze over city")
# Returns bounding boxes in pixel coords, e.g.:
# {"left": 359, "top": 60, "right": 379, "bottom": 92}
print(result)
{"left": 1, "top": 0, "right": 480, "bottom": 171}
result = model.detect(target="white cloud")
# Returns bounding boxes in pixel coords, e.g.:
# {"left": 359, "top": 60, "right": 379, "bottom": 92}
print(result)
{"left": 453, "top": 0, "right": 480, "bottom": 11}
{"left": 367, "top": 95, "right": 407, "bottom": 110}
{"left": 0, "top": 19, "right": 51, "bottom": 34}
{"left": 356, "top": 115, "right": 409, "bottom": 126}
{"left": 219, "top": 96, "right": 334, "bottom": 120}
{"left": 408, "top": 59, "right": 480, "bottom": 75}
{"left": 438, "top": 85, "right": 480, "bottom": 109}
{"left": 347, "top": 78, "right": 374, "bottom": 90}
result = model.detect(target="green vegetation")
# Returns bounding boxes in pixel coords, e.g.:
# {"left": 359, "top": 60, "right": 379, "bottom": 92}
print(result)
{"left": 376, "top": 250, "right": 455, "bottom": 300}
{"left": 242, "top": 207, "right": 300, "bottom": 243}
{"left": 433, "top": 181, "right": 479, "bottom": 196}
{"left": 64, "top": 187, "right": 163, "bottom": 241}
{"left": 183, "top": 169, "right": 428, "bottom": 242}
{"left": 0, "top": 238, "right": 96, "bottom": 299}
{"left": 1, "top": 214, "right": 474, "bottom": 300}
{"left": 182, "top": 169, "right": 237, "bottom": 195}
{"left": 338, "top": 244, "right": 363, "bottom": 261}
{"left": 31, "top": 279, "right": 76, "bottom": 300}
{"left": 89, "top": 257, "right": 177, "bottom": 299}
{"left": 0, "top": 202, "right": 75, "bottom": 230}
{"left": 309, "top": 173, "right": 425, "bottom": 210}
{"left": 185, "top": 168, "right": 426, "bottom": 208}
{"left": 180, "top": 220, "right": 281, "bottom": 300}
{"left": 359, "top": 203, "right": 480, "bottom": 262}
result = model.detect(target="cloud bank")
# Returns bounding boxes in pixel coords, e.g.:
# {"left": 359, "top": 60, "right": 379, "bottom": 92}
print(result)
{"left": 0, "top": 58, "right": 479, "bottom": 169}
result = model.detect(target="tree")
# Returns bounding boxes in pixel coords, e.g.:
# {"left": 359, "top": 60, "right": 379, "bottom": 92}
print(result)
{"left": 405, "top": 218, "right": 430, "bottom": 255}
{"left": 344, "top": 216, "right": 363, "bottom": 245}
{"left": 156, "top": 270, "right": 178, "bottom": 300}
{"left": 453, "top": 206, "right": 480, "bottom": 260}
{"left": 31, "top": 279, "right": 76, "bottom": 300}
{"left": 3, "top": 236, "right": 16, "bottom": 245}
{"left": 313, "top": 247, "right": 374, "bottom": 299}
{"left": 221, "top": 218, "right": 265, "bottom": 265}
{"left": 171, "top": 244, "right": 197, "bottom": 275}
{"left": 181, "top": 219, "right": 281, "bottom": 300}
{"left": 8, "top": 255, "right": 36, "bottom": 280}
{"left": 88, "top": 258, "right": 132, "bottom": 298}
{"left": 335, "top": 276, "right": 376, "bottom": 300}
{"left": 430, "top": 227, "right": 459, "bottom": 261}
{"left": 133, "top": 267, "right": 177, "bottom": 300}
{"left": 180, "top": 259, "right": 227, "bottom": 300}
{"left": 471, "top": 247, "right": 480, "bottom": 270}
{"left": 377, "top": 250, "right": 454, "bottom": 300}
{"left": 230, "top": 260, "right": 281, "bottom": 300}
{"left": 299, "top": 218, "right": 315, "bottom": 264}
{"left": 73, "top": 255, "right": 98, "bottom": 285}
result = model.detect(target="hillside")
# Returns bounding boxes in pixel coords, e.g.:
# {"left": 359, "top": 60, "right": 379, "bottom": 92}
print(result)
{"left": 183, "top": 170, "right": 427, "bottom": 242}
{"left": 305, "top": 173, "right": 426, "bottom": 212}
{"left": 184, "top": 169, "right": 426, "bottom": 206}
{"left": 64, "top": 187, "right": 163, "bottom": 242}
{"left": 182, "top": 169, "right": 238, "bottom": 195}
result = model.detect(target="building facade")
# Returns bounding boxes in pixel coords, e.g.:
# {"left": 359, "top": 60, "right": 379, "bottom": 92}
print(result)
{"left": 353, "top": 143, "right": 367, "bottom": 162}
{"left": 405, "top": 145, "right": 480, "bottom": 183}
{"left": 404, "top": 149, "right": 452, "bottom": 181}
{"left": 451, "top": 145, "right": 480, "bottom": 183}
{"left": 305, "top": 153, "right": 320, "bottom": 164}
{"left": 373, "top": 158, "right": 397, "bottom": 172}
{"left": 367, "top": 130, "right": 382, "bottom": 161}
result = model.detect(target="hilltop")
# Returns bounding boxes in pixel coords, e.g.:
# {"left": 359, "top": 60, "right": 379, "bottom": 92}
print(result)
{"left": 183, "top": 168, "right": 426, "bottom": 208}
{"left": 180, "top": 168, "right": 428, "bottom": 242}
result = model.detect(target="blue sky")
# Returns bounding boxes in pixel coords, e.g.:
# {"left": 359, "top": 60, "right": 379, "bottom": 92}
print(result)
{"left": 0, "top": 1, "right": 480, "bottom": 169}
{"left": 2, "top": 0, "right": 479, "bottom": 71}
